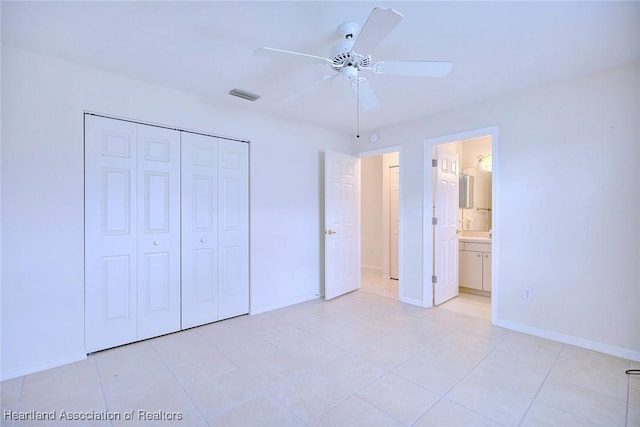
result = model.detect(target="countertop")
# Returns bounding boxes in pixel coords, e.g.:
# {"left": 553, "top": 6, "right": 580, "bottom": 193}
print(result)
{"left": 459, "top": 236, "right": 492, "bottom": 243}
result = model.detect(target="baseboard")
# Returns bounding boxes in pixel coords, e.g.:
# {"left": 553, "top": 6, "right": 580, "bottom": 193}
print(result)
{"left": 399, "top": 295, "right": 430, "bottom": 308}
{"left": 250, "top": 293, "right": 319, "bottom": 316}
{"left": 459, "top": 286, "right": 491, "bottom": 297}
{"left": 1, "top": 351, "right": 87, "bottom": 381}
{"left": 494, "top": 318, "right": 640, "bottom": 362}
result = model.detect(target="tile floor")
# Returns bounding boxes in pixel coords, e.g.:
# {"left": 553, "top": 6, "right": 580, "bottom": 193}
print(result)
{"left": 2, "top": 286, "right": 638, "bottom": 426}
{"left": 360, "top": 268, "right": 399, "bottom": 300}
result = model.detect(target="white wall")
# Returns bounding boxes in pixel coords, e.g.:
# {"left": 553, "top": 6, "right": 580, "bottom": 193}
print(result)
{"left": 0, "top": 45, "right": 352, "bottom": 380}
{"left": 381, "top": 152, "right": 399, "bottom": 280}
{"left": 360, "top": 153, "right": 400, "bottom": 278}
{"left": 354, "top": 61, "right": 640, "bottom": 360}
{"left": 460, "top": 136, "right": 491, "bottom": 170}
{"left": 361, "top": 156, "right": 383, "bottom": 270}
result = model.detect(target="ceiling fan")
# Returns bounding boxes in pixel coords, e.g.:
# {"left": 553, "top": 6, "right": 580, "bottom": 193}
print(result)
{"left": 254, "top": 7, "right": 452, "bottom": 114}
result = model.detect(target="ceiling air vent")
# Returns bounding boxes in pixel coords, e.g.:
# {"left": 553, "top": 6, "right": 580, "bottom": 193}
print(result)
{"left": 229, "top": 88, "right": 260, "bottom": 102}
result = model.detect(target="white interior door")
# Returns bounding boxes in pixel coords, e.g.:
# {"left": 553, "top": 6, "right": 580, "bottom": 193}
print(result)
{"left": 181, "top": 132, "right": 219, "bottom": 329}
{"left": 217, "top": 140, "right": 249, "bottom": 319}
{"left": 389, "top": 166, "right": 400, "bottom": 280}
{"left": 325, "top": 150, "right": 361, "bottom": 300}
{"left": 85, "top": 115, "right": 138, "bottom": 352}
{"left": 433, "top": 145, "right": 459, "bottom": 305}
{"left": 136, "top": 124, "right": 181, "bottom": 339}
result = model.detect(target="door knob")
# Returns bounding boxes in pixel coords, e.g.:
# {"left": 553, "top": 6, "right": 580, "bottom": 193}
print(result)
{"left": 153, "top": 240, "right": 159, "bottom": 246}
{"left": 326, "top": 229, "right": 337, "bottom": 235}
{"left": 200, "top": 237, "right": 206, "bottom": 243}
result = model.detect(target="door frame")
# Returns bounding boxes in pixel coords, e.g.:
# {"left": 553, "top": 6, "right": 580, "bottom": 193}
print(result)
{"left": 388, "top": 164, "right": 400, "bottom": 280}
{"left": 358, "top": 145, "right": 403, "bottom": 299}
{"left": 423, "top": 127, "right": 499, "bottom": 323}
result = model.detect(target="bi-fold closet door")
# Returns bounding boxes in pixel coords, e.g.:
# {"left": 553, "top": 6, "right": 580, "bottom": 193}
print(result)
{"left": 85, "top": 115, "right": 248, "bottom": 353}
{"left": 181, "top": 132, "right": 250, "bottom": 329}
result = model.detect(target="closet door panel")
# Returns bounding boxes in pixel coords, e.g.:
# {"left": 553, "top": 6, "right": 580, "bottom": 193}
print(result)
{"left": 181, "top": 133, "right": 219, "bottom": 328}
{"left": 137, "top": 124, "right": 181, "bottom": 339}
{"left": 85, "top": 115, "right": 138, "bottom": 352}
{"left": 217, "top": 140, "right": 249, "bottom": 319}
{"left": 87, "top": 116, "right": 249, "bottom": 349}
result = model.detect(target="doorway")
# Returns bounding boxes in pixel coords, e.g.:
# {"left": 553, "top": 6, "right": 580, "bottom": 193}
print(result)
{"left": 424, "top": 127, "right": 498, "bottom": 322}
{"left": 360, "top": 149, "right": 401, "bottom": 300}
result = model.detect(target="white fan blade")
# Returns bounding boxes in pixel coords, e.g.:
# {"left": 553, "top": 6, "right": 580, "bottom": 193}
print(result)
{"left": 283, "top": 74, "right": 337, "bottom": 104}
{"left": 352, "top": 78, "right": 381, "bottom": 111}
{"left": 375, "top": 61, "right": 452, "bottom": 77}
{"left": 352, "top": 8, "right": 404, "bottom": 54}
{"left": 254, "top": 47, "right": 333, "bottom": 66}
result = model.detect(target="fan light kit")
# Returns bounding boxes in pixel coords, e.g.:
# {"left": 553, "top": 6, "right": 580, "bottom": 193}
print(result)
{"left": 255, "top": 7, "right": 452, "bottom": 136}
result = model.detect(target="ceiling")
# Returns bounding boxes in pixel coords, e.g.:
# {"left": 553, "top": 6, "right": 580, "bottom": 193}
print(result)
{"left": 3, "top": 1, "right": 640, "bottom": 136}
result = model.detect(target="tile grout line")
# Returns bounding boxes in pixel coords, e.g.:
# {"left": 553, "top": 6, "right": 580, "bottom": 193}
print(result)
{"left": 226, "top": 303, "right": 406, "bottom": 426}
{"left": 263, "top": 389, "right": 308, "bottom": 427}
{"left": 309, "top": 304, "right": 493, "bottom": 427}
{"left": 147, "top": 339, "right": 212, "bottom": 426}
{"left": 266, "top": 298, "right": 422, "bottom": 426}
{"left": 9, "top": 375, "right": 26, "bottom": 427}
{"left": 627, "top": 361, "right": 632, "bottom": 427}
{"left": 267, "top": 323, "right": 383, "bottom": 425}
{"left": 413, "top": 325, "right": 508, "bottom": 426}
{"left": 358, "top": 292, "right": 495, "bottom": 425}
{"left": 515, "top": 342, "right": 565, "bottom": 426}
{"left": 88, "top": 355, "right": 115, "bottom": 427}
{"left": 5, "top": 291, "right": 632, "bottom": 426}
{"left": 193, "top": 322, "right": 314, "bottom": 425}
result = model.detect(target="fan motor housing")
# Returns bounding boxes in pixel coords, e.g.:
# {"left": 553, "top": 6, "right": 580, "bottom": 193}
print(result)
{"left": 330, "top": 40, "right": 370, "bottom": 72}
{"left": 338, "top": 21, "right": 359, "bottom": 40}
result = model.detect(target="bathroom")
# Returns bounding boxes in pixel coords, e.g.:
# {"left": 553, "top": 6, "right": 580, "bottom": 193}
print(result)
{"left": 454, "top": 136, "right": 493, "bottom": 297}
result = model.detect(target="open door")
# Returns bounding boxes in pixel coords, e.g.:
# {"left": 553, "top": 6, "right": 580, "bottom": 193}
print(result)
{"left": 324, "top": 150, "right": 361, "bottom": 300}
{"left": 433, "top": 144, "right": 459, "bottom": 305}
{"left": 389, "top": 165, "right": 400, "bottom": 280}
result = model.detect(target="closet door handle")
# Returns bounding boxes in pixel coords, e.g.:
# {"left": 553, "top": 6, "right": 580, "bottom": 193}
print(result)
{"left": 200, "top": 237, "right": 206, "bottom": 243}
{"left": 153, "top": 240, "right": 159, "bottom": 247}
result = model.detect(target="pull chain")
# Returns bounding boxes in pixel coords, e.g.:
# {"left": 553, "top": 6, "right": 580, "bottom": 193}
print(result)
{"left": 356, "top": 76, "right": 360, "bottom": 139}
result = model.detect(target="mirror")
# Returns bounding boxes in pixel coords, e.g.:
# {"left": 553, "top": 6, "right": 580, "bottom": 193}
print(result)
{"left": 459, "top": 174, "right": 474, "bottom": 209}
{"left": 460, "top": 166, "right": 492, "bottom": 231}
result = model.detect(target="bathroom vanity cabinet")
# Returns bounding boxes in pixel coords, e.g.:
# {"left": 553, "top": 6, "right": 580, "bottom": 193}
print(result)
{"left": 459, "top": 240, "right": 492, "bottom": 292}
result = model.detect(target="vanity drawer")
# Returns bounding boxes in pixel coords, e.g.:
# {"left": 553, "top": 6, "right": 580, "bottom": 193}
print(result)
{"left": 464, "top": 242, "right": 491, "bottom": 253}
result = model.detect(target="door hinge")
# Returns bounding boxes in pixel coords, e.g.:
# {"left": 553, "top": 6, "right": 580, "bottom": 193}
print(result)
{"left": 432, "top": 275, "right": 438, "bottom": 284}
{"left": 432, "top": 217, "right": 438, "bottom": 226}
{"left": 432, "top": 159, "right": 438, "bottom": 167}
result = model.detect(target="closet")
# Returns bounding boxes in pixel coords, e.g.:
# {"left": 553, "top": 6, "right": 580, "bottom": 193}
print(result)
{"left": 84, "top": 114, "right": 248, "bottom": 353}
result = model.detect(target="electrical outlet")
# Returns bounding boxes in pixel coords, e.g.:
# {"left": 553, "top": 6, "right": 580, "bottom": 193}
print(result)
{"left": 523, "top": 288, "right": 533, "bottom": 300}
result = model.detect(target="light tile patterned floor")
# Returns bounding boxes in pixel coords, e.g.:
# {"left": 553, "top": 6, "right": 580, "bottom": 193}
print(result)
{"left": 360, "top": 268, "right": 399, "bottom": 300}
{"left": 2, "top": 288, "right": 638, "bottom": 426}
